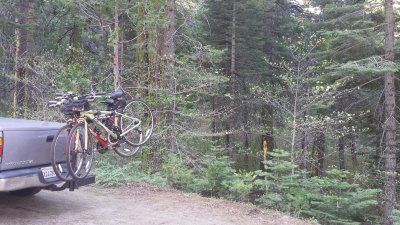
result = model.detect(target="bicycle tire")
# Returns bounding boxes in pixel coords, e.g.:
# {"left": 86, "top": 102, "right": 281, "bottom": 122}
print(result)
{"left": 119, "top": 99, "right": 154, "bottom": 147}
{"left": 113, "top": 142, "right": 142, "bottom": 158}
{"left": 51, "top": 125, "right": 73, "bottom": 181}
{"left": 66, "top": 123, "right": 94, "bottom": 180}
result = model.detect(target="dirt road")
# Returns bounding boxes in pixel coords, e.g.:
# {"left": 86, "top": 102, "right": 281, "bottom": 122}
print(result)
{"left": 0, "top": 184, "right": 316, "bottom": 225}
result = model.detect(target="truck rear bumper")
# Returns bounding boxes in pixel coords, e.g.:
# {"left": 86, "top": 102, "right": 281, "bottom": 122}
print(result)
{"left": 0, "top": 167, "right": 54, "bottom": 191}
{"left": 0, "top": 166, "right": 95, "bottom": 192}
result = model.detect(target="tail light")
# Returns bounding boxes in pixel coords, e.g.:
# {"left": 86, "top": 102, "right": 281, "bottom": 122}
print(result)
{"left": 0, "top": 132, "right": 3, "bottom": 159}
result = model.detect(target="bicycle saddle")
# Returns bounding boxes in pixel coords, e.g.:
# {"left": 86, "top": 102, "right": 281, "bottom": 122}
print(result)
{"left": 109, "top": 89, "right": 124, "bottom": 99}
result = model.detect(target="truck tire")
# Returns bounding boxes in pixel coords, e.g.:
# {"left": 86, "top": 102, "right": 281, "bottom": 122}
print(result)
{"left": 10, "top": 187, "right": 42, "bottom": 197}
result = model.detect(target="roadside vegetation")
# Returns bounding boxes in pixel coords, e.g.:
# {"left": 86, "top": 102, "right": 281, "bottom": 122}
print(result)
{"left": 93, "top": 148, "right": 383, "bottom": 225}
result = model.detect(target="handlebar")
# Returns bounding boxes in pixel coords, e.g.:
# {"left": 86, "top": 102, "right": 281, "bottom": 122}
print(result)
{"left": 48, "top": 104, "right": 58, "bottom": 108}
{"left": 83, "top": 92, "right": 106, "bottom": 99}
{"left": 48, "top": 91, "right": 112, "bottom": 109}
{"left": 47, "top": 101, "right": 61, "bottom": 108}
{"left": 48, "top": 92, "right": 74, "bottom": 108}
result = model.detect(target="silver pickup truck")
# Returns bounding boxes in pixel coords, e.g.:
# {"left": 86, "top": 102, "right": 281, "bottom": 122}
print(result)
{"left": 0, "top": 117, "right": 95, "bottom": 196}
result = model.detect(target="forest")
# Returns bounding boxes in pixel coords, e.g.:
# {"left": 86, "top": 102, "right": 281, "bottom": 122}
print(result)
{"left": 0, "top": 0, "right": 399, "bottom": 224}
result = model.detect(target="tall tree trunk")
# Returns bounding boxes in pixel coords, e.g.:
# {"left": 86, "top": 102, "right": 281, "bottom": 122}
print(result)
{"left": 290, "top": 78, "right": 299, "bottom": 174}
{"left": 230, "top": 0, "right": 236, "bottom": 77}
{"left": 211, "top": 97, "right": 218, "bottom": 143}
{"left": 24, "top": 2, "right": 35, "bottom": 117}
{"left": 349, "top": 132, "right": 358, "bottom": 169}
{"left": 242, "top": 103, "right": 249, "bottom": 151}
{"left": 70, "top": 23, "right": 82, "bottom": 61}
{"left": 135, "top": 4, "right": 149, "bottom": 95}
{"left": 241, "top": 102, "right": 250, "bottom": 170}
{"left": 311, "top": 132, "right": 325, "bottom": 177}
{"left": 113, "top": 4, "right": 120, "bottom": 90}
{"left": 242, "top": 77, "right": 250, "bottom": 170}
{"left": 164, "top": 0, "right": 177, "bottom": 152}
{"left": 13, "top": 1, "right": 31, "bottom": 117}
{"left": 243, "top": 108, "right": 249, "bottom": 169}
{"left": 382, "top": 0, "right": 396, "bottom": 223}
{"left": 300, "top": 130, "right": 307, "bottom": 170}
{"left": 338, "top": 136, "right": 346, "bottom": 170}
{"left": 225, "top": 123, "right": 232, "bottom": 157}
{"left": 164, "top": 0, "right": 175, "bottom": 74}
{"left": 300, "top": 111, "right": 308, "bottom": 170}
{"left": 225, "top": 0, "right": 237, "bottom": 158}
{"left": 260, "top": 106, "right": 274, "bottom": 170}
{"left": 261, "top": 2, "right": 275, "bottom": 170}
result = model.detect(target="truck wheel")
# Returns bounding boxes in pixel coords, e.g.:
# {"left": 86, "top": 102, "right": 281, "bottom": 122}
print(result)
{"left": 10, "top": 187, "right": 42, "bottom": 197}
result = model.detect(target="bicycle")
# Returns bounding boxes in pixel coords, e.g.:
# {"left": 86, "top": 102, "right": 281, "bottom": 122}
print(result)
{"left": 64, "top": 89, "right": 154, "bottom": 180}
{"left": 48, "top": 92, "right": 101, "bottom": 181}
{"left": 48, "top": 92, "right": 80, "bottom": 181}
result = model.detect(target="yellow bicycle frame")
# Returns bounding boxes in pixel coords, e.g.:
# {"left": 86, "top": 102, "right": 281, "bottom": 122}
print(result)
{"left": 77, "top": 110, "right": 141, "bottom": 150}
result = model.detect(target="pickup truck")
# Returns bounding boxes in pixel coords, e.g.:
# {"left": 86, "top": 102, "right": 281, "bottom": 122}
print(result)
{"left": 0, "top": 117, "right": 95, "bottom": 196}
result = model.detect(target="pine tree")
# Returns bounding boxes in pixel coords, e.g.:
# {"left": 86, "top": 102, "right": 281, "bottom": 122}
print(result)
{"left": 309, "top": 0, "right": 393, "bottom": 173}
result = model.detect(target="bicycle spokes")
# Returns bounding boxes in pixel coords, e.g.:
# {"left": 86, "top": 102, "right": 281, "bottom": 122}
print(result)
{"left": 51, "top": 125, "right": 73, "bottom": 181}
{"left": 119, "top": 100, "right": 153, "bottom": 147}
{"left": 66, "top": 123, "right": 94, "bottom": 180}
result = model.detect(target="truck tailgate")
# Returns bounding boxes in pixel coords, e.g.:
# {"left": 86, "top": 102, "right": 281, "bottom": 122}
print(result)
{"left": 0, "top": 117, "right": 63, "bottom": 171}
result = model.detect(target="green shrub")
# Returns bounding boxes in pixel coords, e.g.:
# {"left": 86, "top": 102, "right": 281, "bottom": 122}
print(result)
{"left": 254, "top": 149, "right": 308, "bottom": 213}
{"left": 93, "top": 157, "right": 140, "bottom": 187}
{"left": 392, "top": 210, "right": 400, "bottom": 225}
{"left": 93, "top": 152, "right": 167, "bottom": 187}
{"left": 161, "top": 154, "right": 195, "bottom": 191}
{"left": 302, "top": 169, "right": 381, "bottom": 224}
{"left": 161, "top": 150, "right": 255, "bottom": 201}
{"left": 194, "top": 155, "right": 236, "bottom": 197}
{"left": 228, "top": 170, "right": 255, "bottom": 202}
{"left": 255, "top": 149, "right": 381, "bottom": 224}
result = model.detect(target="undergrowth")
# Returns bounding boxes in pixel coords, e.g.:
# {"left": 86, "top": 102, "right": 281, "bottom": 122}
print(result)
{"left": 93, "top": 148, "right": 385, "bottom": 225}
{"left": 92, "top": 151, "right": 167, "bottom": 187}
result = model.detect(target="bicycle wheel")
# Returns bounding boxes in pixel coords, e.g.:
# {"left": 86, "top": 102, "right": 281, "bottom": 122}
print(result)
{"left": 113, "top": 142, "right": 142, "bottom": 158}
{"left": 51, "top": 125, "right": 73, "bottom": 181}
{"left": 66, "top": 123, "right": 94, "bottom": 180}
{"left": 119, "top": 99, "right": 154, "bottom": 147}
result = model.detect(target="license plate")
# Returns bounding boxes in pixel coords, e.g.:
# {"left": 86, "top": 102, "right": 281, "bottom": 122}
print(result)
{"left": 41, "top": 166, "right": 57, "bottom": 179}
